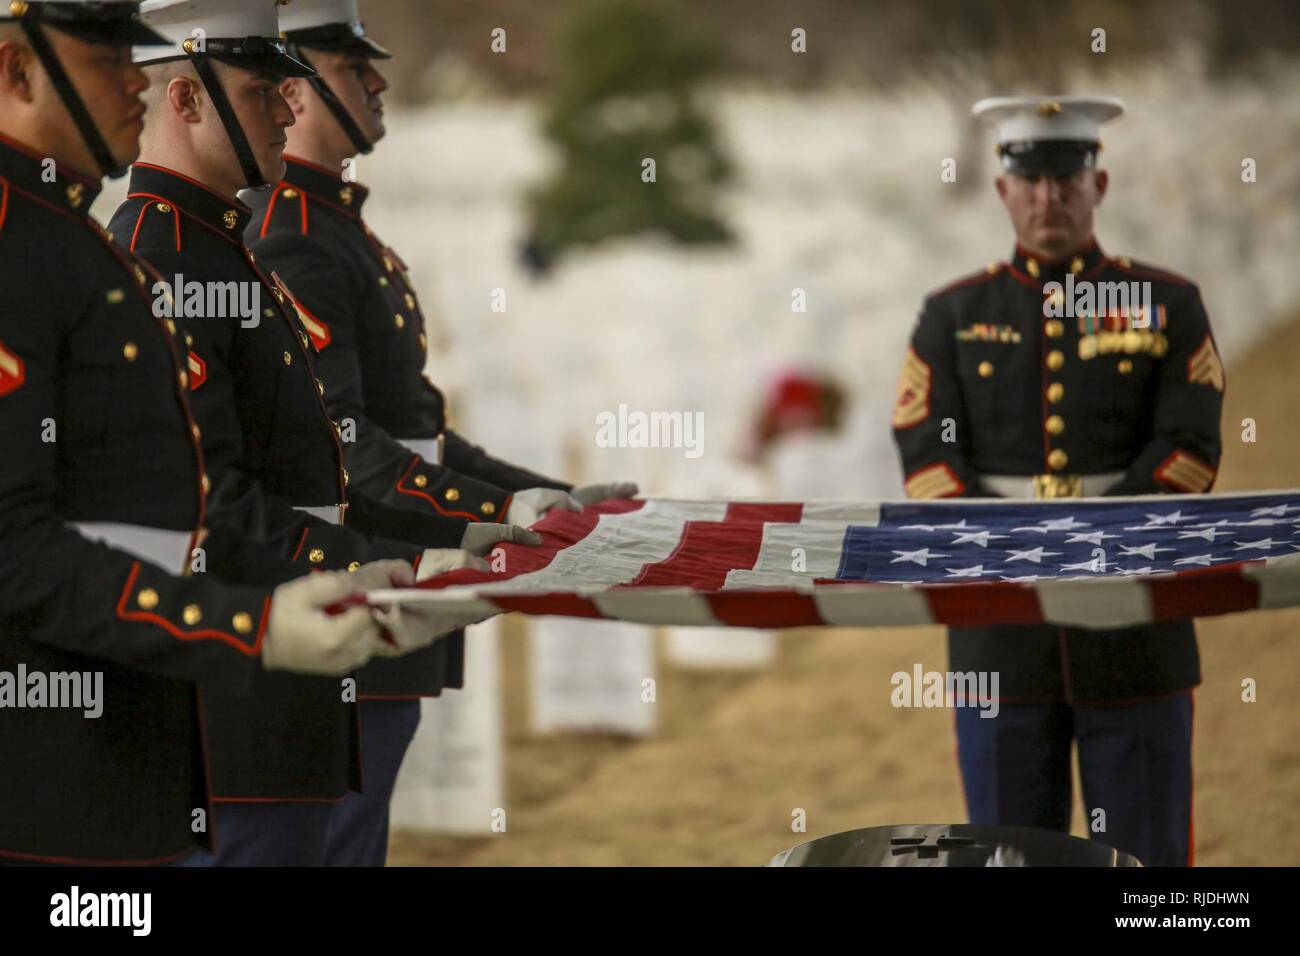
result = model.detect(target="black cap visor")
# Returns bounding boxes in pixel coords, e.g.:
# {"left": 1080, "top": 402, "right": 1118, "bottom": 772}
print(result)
{"left": 287, "top": 22, "right": 392, "bottom": 60}
{"left": 999, "top": 139, "right": 1099, "bottom": 178}
{"left": 6, "top": 1, "right": 168, "bottom": 46}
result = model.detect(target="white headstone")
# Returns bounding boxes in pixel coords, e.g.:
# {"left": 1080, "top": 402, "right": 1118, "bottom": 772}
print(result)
{"left": 663, "top": 626, "right": 778, "bottom": 670}
{"left": 389, "top": 618, "right": 505, "bottom": 834}
{"left": 529, "top": 617, "right": 657, "bottom": 736}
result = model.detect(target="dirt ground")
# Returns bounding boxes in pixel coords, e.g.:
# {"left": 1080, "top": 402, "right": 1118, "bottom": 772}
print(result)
{"left": 390, "top": 317, "right": 1300, "bottom": 866}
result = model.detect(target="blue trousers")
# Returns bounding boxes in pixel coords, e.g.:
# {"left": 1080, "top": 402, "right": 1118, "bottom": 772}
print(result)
{"left": 177, "top": 800, "right": 335, "bottom": 866}
{"left": 324, "top": 699, "right": 422, "bottom": 867}
{"left": 954, "top": 692, "right": 1194, "bottom": 866}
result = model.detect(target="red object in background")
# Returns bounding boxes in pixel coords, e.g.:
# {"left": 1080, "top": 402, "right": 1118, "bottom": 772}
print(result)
{"left": 751, "top": 370, "right": 845, "bottom": 458}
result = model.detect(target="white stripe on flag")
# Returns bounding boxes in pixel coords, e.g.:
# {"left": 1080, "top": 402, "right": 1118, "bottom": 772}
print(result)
{"left": 1244, "top": 551, "right": 1300, "bottom": 609}
{"left": 799, "top": 502, "right": 882, "bottom": 525}
{"left": 723, "top": 521, "right": 850, "bottom": 588}
{"left": 473, "top": 499, "right": 727, "bottom": 594}
{"left": 1034, "top": 577, "right": 1152, "bottom": 627}
{"left": 813, "top": 586, "right": 934, "bottom": 626}
{"left": 591, "top": 587, "right": 719, "bottom": 625}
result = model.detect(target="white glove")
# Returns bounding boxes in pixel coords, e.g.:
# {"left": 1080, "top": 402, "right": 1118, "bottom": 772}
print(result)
{"left": 571, "top": 481, "right": 639, "bottom": 505}
{"left": 362, "top": 550, "right": 492, "bottom": 656}
{"left": 505, "top": 488, "right": 583, "bottom": 527}
{"left": 262, "top": 568, "right": 389, "bottom": 675}
{"left": 459, "top": 522, "right": 544, "bottom": 556}
{"left": 417, "top": 548, "right": 490, "bottom": 582}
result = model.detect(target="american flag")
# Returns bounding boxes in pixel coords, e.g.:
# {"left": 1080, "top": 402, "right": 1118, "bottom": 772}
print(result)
{"left": 367, "top": 492, "right": 1300, "bottom": 629}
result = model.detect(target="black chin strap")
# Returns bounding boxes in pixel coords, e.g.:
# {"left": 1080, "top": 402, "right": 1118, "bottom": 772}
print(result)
{"left": 186, "top": 51, "right": 269, "bottom": 190}
{"left": 289, "top": 45, "right": 373, "bottom": 156}
{"left": 20, "top": 20, "right": 126, "bottom": 179}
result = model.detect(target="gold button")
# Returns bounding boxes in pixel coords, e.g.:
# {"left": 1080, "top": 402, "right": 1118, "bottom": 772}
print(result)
{"left": 123, "top": 341, "right": 139, "bottom": 361}
{"left": 1045, "top": 415, "right": 1065, "bottom": 435}
{"left": 985, "top": 261, "right": 999, "bottom": 274}
{"left": 378, "top": 277, "right": 389, "bottom": 287}
{"left": 232, "top": 612, "right": 253, "bottom": 634}
{"left": 156, "top": 202, "right": 171, "bottom": 213}
{"left": 418, "top": 334, "right": 428, "bottom": 350}
{"left": 283, "top": 188, "right": 298, "bottom": 200}
{"left": 299, "top": 331, "right": 309, "bottom": 349}
{"left": 347, "top": 562, "right": 361, "bottom": 572}
{"left": 977, "top": 360, "right": 994, "bottom": 378}
{"left": 384, "top": 256, "right": 395, "bottom": 273}
{"left": 179, "top": 371, "right": 189, "bottom": 387}
{"left": 247, "top": 251, "right": 255, "bottom": 264}
{"left": 340, "top": 187, "right": 354, "bottom": 205}
{"left": 282, "top": 351, "right": 292, "bottom": 366}
{"left": 405, "top": 293, "right": 416, "bottom": 310}
{"left": 480, "top": 502, "right": 496, "bottom": 516}
{"left": 1046, "top": 382, "right": 1064, "bottom": 403}
{"left": 165, "top": 319, "right": 176, "bottom": 335}
{"left": 308, "top": 548, "right": 325, "bottom": 564}
{"left": 185, "top": 334, "right": 194, "bottom": 346}
{"left": 182, "top": 604, "right": 202, "bottom": 625}
{"left": 1118, "top": 359, "right": 1134, "bottom": 374}
{"left": 1044, "top": 319, "right": 1064, "bottom": 338}
{"left": 1026, "top": 258, "right": 1040, "bottom": 279}
{"left": 137, "top": 588, "right": 160, "bottom": 610}
{"left": 191, "top": 424, "right": 202, "bottom": 441}
{"left": 342, "top": 469, "right": 349, "bottom": 487}
{"left": 223, "top": 210, "right": 238, "bottom": 230}
{"left": 445, "top": 487, "right": 460, "bottom": 502}
{"left": 66, "top": 182, "right": 84, "bottom": 208}
{"left": 1047, "top": 449, "right": 1069, "bottom": 471}
{"left": 272, "top": 288, "right": 285, "bottom": 303}
{"left": 1116, "top": 256, "right": 1132, "bottom": 268}
{"left": 413, "top": 474, "right": 428, "bottom": 488}
{"left": 316, "top": 378, "right": 325, "bottom": 395}
{"left": 1046, "top": 350, "right": 1065, "bottom": 371}
{"left": 182, "top": 37, "right": 195, "bottom": 54}
{"left": 394, "top": 314, "right": 405, "bottom": 329}
{"left": 1070, "top": 256, "right": 1085, "bottom": 275}
{"left": 134, "top": 265, "right": 147, "bottom": 285}
{"left": 201, "top": 473, "right": 210, "bottom": 494}
{"left": 106, "top": 288, "right": 125, "bottom": 305}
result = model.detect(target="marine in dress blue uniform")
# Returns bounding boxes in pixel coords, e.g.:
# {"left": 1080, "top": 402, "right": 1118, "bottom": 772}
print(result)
{"left": 891, "top": 96, "right": 1224, "bottom": 867}
{"left": 0, "top": 0, "right": 395, "bottom": 866}
{"left": 248, "top": 0, "right": 636, "bottom": 865}
{"left": 109, "top": 0, "right": 484, "bottom": 866}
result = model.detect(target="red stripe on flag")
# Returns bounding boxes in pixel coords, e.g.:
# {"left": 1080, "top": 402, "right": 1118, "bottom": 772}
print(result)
{"left": 708, "top": 590, "right": 823, "bottom": 627}
{"left": 925, "top": 582, "right": 1042, "bottom": 626}
{"left": 415, "top": 498, "right": 646, "bottom": 590}
{"left": 1147, "top": 564, "right": 1260, "bottom": 620}
{"left": 629, "top": 502, "right": 804, "bottom": 590}
{"left": 490, "top": 594, "right": 605, "bottom": 619}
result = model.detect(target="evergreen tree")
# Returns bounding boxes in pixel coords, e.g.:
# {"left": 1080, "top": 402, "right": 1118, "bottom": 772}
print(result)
{"left": 522, "top": 0, "right": 733, "bottom": 273}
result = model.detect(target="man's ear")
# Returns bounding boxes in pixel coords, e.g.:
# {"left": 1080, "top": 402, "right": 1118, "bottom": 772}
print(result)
{"left": 280, "top": 76, "right": 307, "bottom": 115}
{"left": 994, "top": 174, "right": 1009, "bottom": 203}
{"left": 167, "top": 74, "right": 203, "bottom": 123}
{"left": 1093, "top": 169, "right": 1109, "bottom": 205}
{"left": 0, "top": 40, "right": 35, "bottom": 103}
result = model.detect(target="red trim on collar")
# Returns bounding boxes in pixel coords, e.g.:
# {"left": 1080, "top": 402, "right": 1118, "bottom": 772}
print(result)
{"left": 0, "top": 132, "right": 99, "bottom": 188}
{"left": 132, "top": 162, "right": 247, "bottom": 209}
